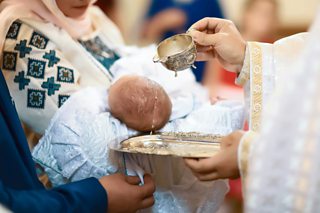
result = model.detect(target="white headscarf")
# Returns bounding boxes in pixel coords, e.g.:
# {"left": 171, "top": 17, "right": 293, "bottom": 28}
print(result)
{"left": 246, "top": 9, "right": 320, "bottom": 213}
{"left": 0, "top": 0, "right": 97, "bottom": 57}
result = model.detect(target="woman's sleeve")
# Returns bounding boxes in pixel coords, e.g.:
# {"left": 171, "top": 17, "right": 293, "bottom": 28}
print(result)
{"left": 1, "top": 21, "right": 82, "bottom": 134}
{"left": 0, "top": 178, "right": 107, "bottom": 213}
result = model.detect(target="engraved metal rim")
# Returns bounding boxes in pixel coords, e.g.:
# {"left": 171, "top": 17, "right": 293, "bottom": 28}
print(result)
{"left": 156, "top": 33, "right": 195, "bottom": 59}
{"left": 109, "top": 133, "right": 222, "bottom": 157}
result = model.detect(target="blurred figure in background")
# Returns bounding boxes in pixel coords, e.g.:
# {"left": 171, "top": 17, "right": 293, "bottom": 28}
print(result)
{"left": 242, "top": 0, "right": 279, "bottom": 42}
{"left": 95, "top": 0, "right": 123, "bottom": 32}
{"left": 203, "top": 0, "right": 279, "bottom": 101}
{"left": 142, "top": 0, "right": 224, "bottom": 82}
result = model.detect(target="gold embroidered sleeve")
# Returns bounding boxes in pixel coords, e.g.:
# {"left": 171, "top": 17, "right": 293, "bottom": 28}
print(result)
{"left": 238, "top": 131, "right": 258, "bottom": 192}
{"left": 235, "top": 44, "right": 250, "bottom": 86}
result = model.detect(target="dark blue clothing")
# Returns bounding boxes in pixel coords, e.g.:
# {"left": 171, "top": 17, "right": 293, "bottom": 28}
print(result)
{"left": 0, "top": 69, "right": 108, "bottom": 213}
{"left": 147, "top": 0, "right": 224, "bottom": 82}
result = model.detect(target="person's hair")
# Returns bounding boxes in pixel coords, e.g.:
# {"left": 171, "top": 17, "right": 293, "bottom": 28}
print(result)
{"left": 244, "top": 0, "right": 278, "bottom": 12}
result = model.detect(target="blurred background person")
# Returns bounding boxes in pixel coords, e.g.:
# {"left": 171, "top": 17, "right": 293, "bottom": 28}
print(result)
{"left": 95, "top": 0, "right": 123, "bottom": 32}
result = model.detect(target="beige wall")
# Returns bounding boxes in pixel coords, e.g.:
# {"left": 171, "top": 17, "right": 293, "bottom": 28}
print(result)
{"left": 221, "top": 0, "right": 320, "bottom": 28}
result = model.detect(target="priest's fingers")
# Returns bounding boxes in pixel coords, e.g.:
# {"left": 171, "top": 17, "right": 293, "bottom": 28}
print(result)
{"left": 189, "top": 30, "right": 223, "bottom": 47}
{"left": 188, "top": 17, "right": 226, "bottom": 33}
{"left": 184, "top": 156, "right": 220, "bottom": 174}
{"left": 196, "top": 52, "right": 214, "bottom": 61}
{"left": 139, "top": 174, "right": 156, "bottom": 199}
{"left": 140, "top": 196, "right": 155, "bottom": 209}
{"left": 196, "top": 45, "right": 214, "bottom": 52}
{"left": 126, "top": 175, "right": 141, "bottom": 185}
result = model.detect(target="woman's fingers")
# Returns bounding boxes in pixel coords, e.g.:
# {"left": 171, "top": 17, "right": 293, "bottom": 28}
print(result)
{"left": 126, "top": 175, "right": 141, "bottom": 185}
{"left": 140, "top": 196, "right": 155, "bottom": 209}
{"left": 139, "top": 174, "right": 156, "bottom": 199}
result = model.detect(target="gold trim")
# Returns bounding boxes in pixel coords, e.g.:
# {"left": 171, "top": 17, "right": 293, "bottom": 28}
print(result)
{"left": 249, "top": 42, "right": 263, "bottom": 131}
{"left": 235, "top": 44, "right": 250, "bottom": 86}
{"left": 239, "top": 131, "right": 257, "bottom": 195}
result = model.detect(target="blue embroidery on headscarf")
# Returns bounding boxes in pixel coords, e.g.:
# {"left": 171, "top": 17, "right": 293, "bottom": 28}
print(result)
{"left": 14, "top": 40, "right": 32, "bottom": 58}
{"left": 79, "top": 36, "right": 120, "bottom": 73}
{"left": 14, "top": 71, "right": 30, "bottom": 90}
{"left": 27, "top": 89, "right": 46, "bottom": 109}
{"left": 43, "top": 50, "right": 60, "bottom": 67}
{"left": 27, "top": 58, "right": 46, "bottom": 79}
{"left": 2, "top": 51, "right": 17, "bottom": 71}
{"left": 41, "top": 77, "right": 61, "bottom": 96}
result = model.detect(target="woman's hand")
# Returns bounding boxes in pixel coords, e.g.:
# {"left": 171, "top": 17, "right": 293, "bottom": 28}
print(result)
{"left": 184, "top": 131, "right": 245, "bottom": 181}
{"left": 188, "top": 18, "right": 247, "bottom": 73}
{"left": 99, "top": 173, "right": 155, "bottom": 213}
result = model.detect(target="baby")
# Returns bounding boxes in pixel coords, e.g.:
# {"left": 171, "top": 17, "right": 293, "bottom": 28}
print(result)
{"left": 109, "top": 75, "right": 172, "bottom": 132}
{"left": 32, "top": 45, "right": 245, "bottom": 213}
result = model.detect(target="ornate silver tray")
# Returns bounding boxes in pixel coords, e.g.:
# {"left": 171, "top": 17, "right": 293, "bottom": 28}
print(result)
{"left": 109, "top": 132, "right": 221, "bottom": 158}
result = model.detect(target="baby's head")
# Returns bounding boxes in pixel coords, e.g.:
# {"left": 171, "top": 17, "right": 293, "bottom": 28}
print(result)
{"left": 109, "top": 75, "right": 172, "bottom": 132}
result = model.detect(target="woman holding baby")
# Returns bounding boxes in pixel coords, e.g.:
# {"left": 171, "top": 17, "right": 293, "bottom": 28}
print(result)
{"left": 0, "top": 0, "right": 155, "bottom": 212}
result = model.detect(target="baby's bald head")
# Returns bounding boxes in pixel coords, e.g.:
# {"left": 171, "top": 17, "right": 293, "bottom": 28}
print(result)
{"left": 109, "top": 75, "right": 172, "bottom": 132}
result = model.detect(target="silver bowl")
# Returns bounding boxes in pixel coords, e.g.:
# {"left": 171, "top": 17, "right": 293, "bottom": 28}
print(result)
{"left": 153, "top": 34, "right": 197, "bottom": 74}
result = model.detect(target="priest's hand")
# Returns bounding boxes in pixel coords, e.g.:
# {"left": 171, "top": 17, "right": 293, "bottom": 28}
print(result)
{"left": 184, "top": 131, "right": 244, "bottom": 181}
{"left": 188, "top": 18, "right": 246, "bottom": 73}
{"left": 99, "top": 173, "right": 155, "bottom": 213}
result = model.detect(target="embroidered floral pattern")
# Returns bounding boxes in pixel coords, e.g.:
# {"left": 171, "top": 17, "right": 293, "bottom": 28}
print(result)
{"left": 79, "top": 36, "right": 120, "bottom": 72}
{"left": 2, "top": 51, "right": 17, "bottom": 71}
{"left": 6, "top": 21, "right": 22, "bottom": 40}
{"left": 14, "top": 40, "right": 32, "bottom": 58}
{"left": 27, "top": 58, "right": 46, "bottom": 79}
{"left": 14, "top": 71, "right": 30, "bottom": 90}
{"left": 43, "top": 50, "right": 60, "bottom": 67}
{"left": 29, "top": 31, "right": 49, "bottom": 49}
{"left": 57, "top": 66, "right": 74, "bottom": 83}
{"left": 41, "top": 77, "right": 61, "bottom": 96}
{"left": 27, "top": 89, "right": 46, "bottom": 109}
{"left": 249, "top": 43, "right": 263, "bottom": 132}
{"left": 58, "top": 95, "right": 70, "bottom": 108}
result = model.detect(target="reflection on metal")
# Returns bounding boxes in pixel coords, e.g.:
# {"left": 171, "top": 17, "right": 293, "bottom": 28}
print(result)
{"left": 109, "top": 132, "right": 222, "bottom": 158}
{"left": 153, "top": 34, "right": 197, "bottom": 74}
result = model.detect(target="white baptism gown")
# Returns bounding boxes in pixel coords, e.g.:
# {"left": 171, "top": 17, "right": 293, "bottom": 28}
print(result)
{"left": 32, "top": 45, "right": 245, "bottom": 213}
